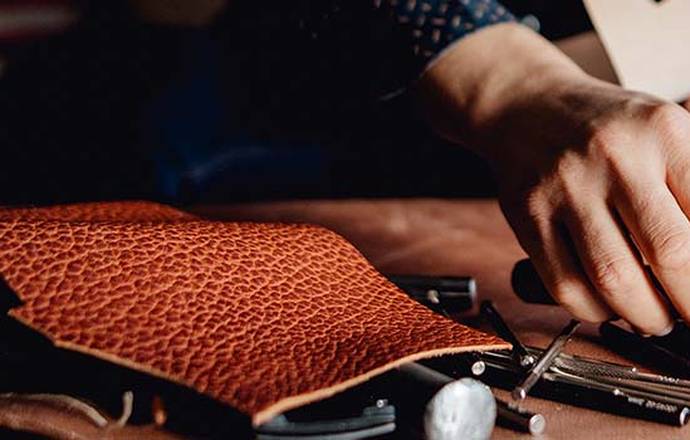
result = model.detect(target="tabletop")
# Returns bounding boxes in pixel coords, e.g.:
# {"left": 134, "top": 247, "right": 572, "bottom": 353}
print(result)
{"left": 197, "top": 198, "right": 688, "bottom": 440}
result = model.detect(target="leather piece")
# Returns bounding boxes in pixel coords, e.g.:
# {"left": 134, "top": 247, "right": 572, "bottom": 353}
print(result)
{"left": 199, "top": 198, "right": 674, "bottom": 439}
{"left": 0, "top": 201, "right": 507, "bottom": 426}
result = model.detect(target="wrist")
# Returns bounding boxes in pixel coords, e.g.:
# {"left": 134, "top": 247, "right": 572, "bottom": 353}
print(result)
{"left": 470, "top": 66, "right": 587, "bottom": 153}
{"left": 416, "top": 23, "right": 591, "bottom": 158}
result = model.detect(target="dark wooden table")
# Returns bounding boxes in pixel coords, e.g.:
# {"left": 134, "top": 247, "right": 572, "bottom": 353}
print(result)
{"left": 198, "top": 198, "right": 688, "bottom": 440}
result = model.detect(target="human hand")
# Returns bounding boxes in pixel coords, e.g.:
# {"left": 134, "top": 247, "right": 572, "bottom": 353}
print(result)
{"left": 418, "top": 23, "right": 690, "bottom": 335}
{"left": 489, "top": 78, "right": 690, "bottom": 336}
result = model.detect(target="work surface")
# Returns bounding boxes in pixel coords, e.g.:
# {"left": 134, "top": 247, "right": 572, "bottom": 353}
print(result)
{"left": 198, "top": 198, "right": 686, "bottom": 440}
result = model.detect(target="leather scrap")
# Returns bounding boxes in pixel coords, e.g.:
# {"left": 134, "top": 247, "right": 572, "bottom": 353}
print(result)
{"left": 0, "top": 201, "right": 507, "bottom": 426}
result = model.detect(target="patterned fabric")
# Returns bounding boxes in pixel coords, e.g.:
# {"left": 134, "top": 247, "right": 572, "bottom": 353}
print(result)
{"left": 374, "top": 0, "right": 515, "bottom": 63}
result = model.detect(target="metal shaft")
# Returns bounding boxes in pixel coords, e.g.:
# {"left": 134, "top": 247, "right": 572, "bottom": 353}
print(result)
{"left": 480, "top": 301, "right": 534, "bottom": 367}
{"left": 399, "top": 362, "right": 546, "bottom": 435}
{"left": 512, "top": 320, "right": 580, "bottom": 400}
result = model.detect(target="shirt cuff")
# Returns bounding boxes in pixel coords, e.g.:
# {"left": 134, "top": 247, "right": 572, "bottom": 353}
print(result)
{"left": 374, "top": 0, "right": 516, "bottom": 65}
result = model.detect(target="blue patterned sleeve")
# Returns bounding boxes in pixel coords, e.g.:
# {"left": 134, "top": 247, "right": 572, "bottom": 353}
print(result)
{"left": 277, "top": 0, "right": 517, "bottom": 96}
{"left": 373, "top": 0, "right": 516, "bottom": 64}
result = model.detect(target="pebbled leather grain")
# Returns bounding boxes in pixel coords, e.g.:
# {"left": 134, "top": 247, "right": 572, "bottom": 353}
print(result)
{"left": 0, "top": 201, "right": 507, "bottom": 425}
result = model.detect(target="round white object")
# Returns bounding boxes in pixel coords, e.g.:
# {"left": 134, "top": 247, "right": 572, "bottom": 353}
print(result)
{"left": 424, "top": 378, "right": 496, "bottom": 440}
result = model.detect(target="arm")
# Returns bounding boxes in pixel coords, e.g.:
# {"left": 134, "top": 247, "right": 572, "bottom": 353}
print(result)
{"left": 417, "top": 23, "right": 690, "bottom": 335}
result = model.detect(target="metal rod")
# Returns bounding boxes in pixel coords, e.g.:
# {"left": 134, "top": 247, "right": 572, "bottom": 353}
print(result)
{"left": 496, "top": 399, "right": 546, "bottom": 435}
{"left": 512, "top": 320, "right": 580, "bottom": 401}
{"left": 399, "top": 362, "right": 546, "bottom": 435}
{"left": 480, "top": 301, "right": 535, "bottom": 367}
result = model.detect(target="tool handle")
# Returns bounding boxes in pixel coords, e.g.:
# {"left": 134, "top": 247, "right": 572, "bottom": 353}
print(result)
{"left": 510, "top": 259, "right": 555, "bottom": 305}
{"left": 388, "top": 274, "right": 476, "bottom": 312}
{"left": 511, "top": 259, "right": 671, "bottom": 307}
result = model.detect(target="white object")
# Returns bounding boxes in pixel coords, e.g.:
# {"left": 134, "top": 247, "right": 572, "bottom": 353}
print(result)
{"left": 584, "top": 0, "right": 690, "bottom": 102}
{"left": 424, "top": 378, "right": 496, "bottom": 440}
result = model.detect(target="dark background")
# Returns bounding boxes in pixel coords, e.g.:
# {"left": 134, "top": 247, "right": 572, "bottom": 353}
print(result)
{"left": 0, "top": 0, "right": 593, "bottom": 205}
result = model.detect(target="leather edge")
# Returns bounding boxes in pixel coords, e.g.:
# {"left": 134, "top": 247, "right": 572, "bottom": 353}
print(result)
{"left": 10, "top": 310, "right": 508, "bottom": 427}
{"left": 6, "top": 313, "right": 214, "bottom": 407}
{"left": 252, "top": 342, "right": 511, "bottom": 426}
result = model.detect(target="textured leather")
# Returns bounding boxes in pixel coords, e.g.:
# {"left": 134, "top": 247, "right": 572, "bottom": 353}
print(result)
{"left": 0, "top": 201, "right": 507, "bottom": 426}
{"left": 206, "top": 198, "right": 676, "bottom": 440}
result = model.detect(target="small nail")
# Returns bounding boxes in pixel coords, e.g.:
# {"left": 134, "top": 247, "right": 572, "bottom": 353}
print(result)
{"left": 654, "top": 323, "right": 676, "bottom": 337}
{"left": 631, "top": 325, "right": 651, "bottom": 338}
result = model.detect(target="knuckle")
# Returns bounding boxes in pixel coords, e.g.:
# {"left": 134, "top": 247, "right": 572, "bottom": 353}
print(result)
{"left": 515, "top": 188, "right": 552, "bottom": 231}
{"left": 558, "top": 176, "right": 584, "bottom": 210}
{"left": 550, "top": 279, "right": 580, "bottom": 306}
{"left": 587, "top": 125, "right": 622, "bottom": 160}
{"left": 550, "top": 280, "right": 609, "bottom": 323}
{"left": 590, "top": 256, "right": 636, "bottom": 297}
{"left": 649, "top": 229, "right": 690, "bottom": 272}
{"left": 647, "top": 102, "right": 689, "bottom": 131}
{"left": 646, "top": 103, "right": 690, "bottom": 144}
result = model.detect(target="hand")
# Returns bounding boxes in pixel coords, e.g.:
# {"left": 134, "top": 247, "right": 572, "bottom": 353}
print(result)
{"left": 490, "top": 80, "right": 690, "bottom": 336}
{"left": 418, "top": 24, "right": 690, "bottom": 335}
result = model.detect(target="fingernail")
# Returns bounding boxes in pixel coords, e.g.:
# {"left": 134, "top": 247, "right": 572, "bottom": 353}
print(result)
{"left": 653, "top": 323, "right": 676, "bottom": 337}
{"left": 631, "top": 325, "right": 652, "bottom": 337}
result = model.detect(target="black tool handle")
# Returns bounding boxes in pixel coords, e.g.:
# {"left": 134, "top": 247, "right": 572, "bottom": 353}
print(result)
{"left": 388, "top": 275, "right": 476, "bottom": 312}
{"left": 599, "top": 322, "right": 690, "bottom": 378}
{"left": 510, "top": 259, "right": 555, "bottom": 305}
{"left": 512, "top": 259, "right": 669, "bottom": 306}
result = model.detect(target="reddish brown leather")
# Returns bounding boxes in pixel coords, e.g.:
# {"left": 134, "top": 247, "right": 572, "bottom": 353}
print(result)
{"left": 0, "top": 201, "right": 507, "bottom": 425}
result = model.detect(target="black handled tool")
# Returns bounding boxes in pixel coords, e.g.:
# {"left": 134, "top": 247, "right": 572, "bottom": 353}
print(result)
{"left": 511, "top": 259, "right": 667, "bottom": 306}
{"left": 388, "top": 275, "right": 476, "bottom": 313}
{"left": 480, "top": 301, "right": 535, "bottom": 368}
{"left": 512, "top": 259, "right": 690, "bottom": 377}
{"left": 510, "top": 259, "right": 555, "bottom": 305}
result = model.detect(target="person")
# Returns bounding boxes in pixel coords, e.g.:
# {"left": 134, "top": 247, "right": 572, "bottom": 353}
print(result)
{"left": 414, "top": 9, "right": 690, "bottom": 338}
{"left": 2, "top": 0, "right": 690, "bottom": 336}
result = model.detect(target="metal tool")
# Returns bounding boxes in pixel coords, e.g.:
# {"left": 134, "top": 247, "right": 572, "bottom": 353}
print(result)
{"left": 512, "top": 320, "right": 580, "bottom": 400}
{"left": 399, "top": 362, "right": 545, "bottom": 436}
{"left": 470, "top": 351, "right": 690, "bottom": 426}
{"left": 475, "top": 298, "right": 690, "bottom": 426}
{"left": 255, "top": 400, "right": 395, "bottom": 440}
{"left": 474, "top": 348, "right": 690, "bottom": 426}
{"left": 388, "top": 275, "right": 477, "bottom": 313}
{"left": 496, "top": 399, "right": 546, "bottom": 435}
{"left": 480, "top": 301, "right": 535, "bottom": 367}
{"left": 511, "top": 258, "right": 690, "bottom": 382}
{"left": 484, "top": 348, "right": 690, "bottom": 395}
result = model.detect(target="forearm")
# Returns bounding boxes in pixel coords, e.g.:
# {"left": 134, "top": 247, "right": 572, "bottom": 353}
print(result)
{"left": 416, "top": 23, "right": 592, "bottom": 157}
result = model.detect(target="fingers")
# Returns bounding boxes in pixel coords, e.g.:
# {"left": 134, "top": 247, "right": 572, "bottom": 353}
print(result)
{"left": 620, "top": 174, "right": 690, "bottom": 324}
{"left": 563, "top": 200, "right": 673, "bottom": 335}
{"left": 504, "top": 206, "right": 613, "bottom": 323}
